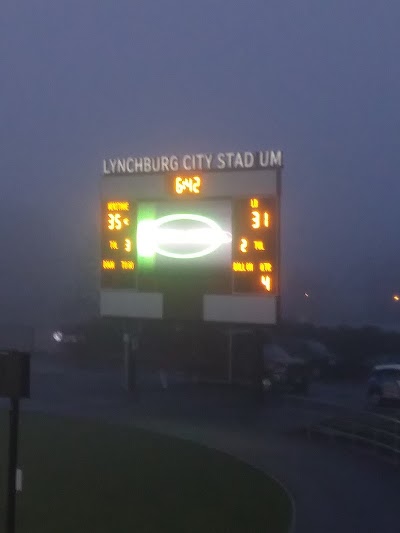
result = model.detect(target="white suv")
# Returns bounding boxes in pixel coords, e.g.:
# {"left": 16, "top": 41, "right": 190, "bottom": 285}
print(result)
{"left": 367, "top": 364, "right": 400, "bottom": 406}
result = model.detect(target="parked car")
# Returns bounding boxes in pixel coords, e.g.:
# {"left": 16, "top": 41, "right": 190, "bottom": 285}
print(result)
{"left": 367, "top": 364, "right": 400, "bottom": 406}
{"left": 278, "top": 337, "right": 337, "bottom": 380}
{"left": 263, "top": 343, "right": 310, "bottom": 394}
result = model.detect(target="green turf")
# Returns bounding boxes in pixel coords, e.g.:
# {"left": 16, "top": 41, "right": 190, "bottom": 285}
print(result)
{"left": 0, "top": 411, "right": 291, "bottom": 532}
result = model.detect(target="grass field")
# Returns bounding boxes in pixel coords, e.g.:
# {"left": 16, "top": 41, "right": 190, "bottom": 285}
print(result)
{"left": 0, "top": 410, "right": 291, "bottom": 532}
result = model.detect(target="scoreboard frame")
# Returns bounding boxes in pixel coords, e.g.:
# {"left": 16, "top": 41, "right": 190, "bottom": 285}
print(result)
{"left": 100, "top": 153, "right": 282, "bottom": 325}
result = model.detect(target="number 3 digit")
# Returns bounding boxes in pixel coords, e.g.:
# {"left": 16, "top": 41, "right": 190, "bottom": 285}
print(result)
{"left": 251, "top": 211, "right": 260, "bottom": 229}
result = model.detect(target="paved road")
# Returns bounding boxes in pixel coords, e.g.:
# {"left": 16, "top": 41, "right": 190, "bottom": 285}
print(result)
{"left": 300, "top": 380, "right": 400, "bottom": 420}
{"left": 311, "top": 381, "right": 366, "bottom": 409}
{"left": 10, "top": 353, "right": 400, "bottom": 533}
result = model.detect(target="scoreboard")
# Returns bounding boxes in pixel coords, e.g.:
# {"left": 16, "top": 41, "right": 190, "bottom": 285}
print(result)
{"left": 100, "top": 150, "right": 282, "bottom": 324}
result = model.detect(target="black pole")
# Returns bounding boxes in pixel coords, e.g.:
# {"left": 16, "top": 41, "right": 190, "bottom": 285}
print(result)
{"left": 7, "top": 397, "right": 20, "bottom": 533}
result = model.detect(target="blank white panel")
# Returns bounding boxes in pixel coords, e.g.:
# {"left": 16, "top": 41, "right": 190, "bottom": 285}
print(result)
{"left": 100, "top": 291, "right": 163, "bottom": 318}
{"left": 203, "top": 294, "right": 277, "bottom": 324}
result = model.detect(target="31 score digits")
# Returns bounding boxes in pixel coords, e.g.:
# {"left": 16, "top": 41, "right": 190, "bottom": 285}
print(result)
{"left": 251, "top": 210, "right": 269, "bottom": 229}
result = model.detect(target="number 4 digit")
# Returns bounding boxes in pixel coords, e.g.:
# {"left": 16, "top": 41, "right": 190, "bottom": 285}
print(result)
{"left": 261, "top": 275, "right": 271, "bottom": 291}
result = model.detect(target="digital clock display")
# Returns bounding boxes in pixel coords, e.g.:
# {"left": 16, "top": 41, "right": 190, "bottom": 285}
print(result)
{"left": 170, "top": 175, "right": 202, "bottom": 195}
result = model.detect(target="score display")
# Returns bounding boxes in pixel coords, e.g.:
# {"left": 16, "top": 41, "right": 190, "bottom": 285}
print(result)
{"left": 232, "top": 197, "right": 277, "bottom": 294}
{"left": 101, "top": 190, "right": 278, "bottom": 296}
{"left": 101, "top": 201, "right": 136, "bottom": 282}
{"left": 100, "top": 158, "right": 281, "bottom": 324}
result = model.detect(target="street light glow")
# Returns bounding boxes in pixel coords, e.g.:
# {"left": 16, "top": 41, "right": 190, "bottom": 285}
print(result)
{"left": 393, "top": 295, "right": 400, "bottom": 302}
{"left": 53, "top": 331, "right": 63, "bottom": 342}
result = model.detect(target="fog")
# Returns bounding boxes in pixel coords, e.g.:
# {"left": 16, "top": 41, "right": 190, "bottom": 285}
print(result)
{"left": 1, "top": 1, "right": 399, "bottom": 327}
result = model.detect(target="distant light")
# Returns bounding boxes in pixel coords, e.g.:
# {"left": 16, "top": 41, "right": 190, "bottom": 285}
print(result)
{"left": 304, "top": 293, "right": 310, "bottom": 298}
{"left": 53, "top": 331, "right": 63, "bottom": 342}
{"left": 393, "top": 295, "right": 400, "bottom": 302}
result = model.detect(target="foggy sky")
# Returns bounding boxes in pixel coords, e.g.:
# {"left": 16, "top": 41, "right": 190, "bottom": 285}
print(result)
{"left": 1, "top": 1, "right": 400, "bottom": 327}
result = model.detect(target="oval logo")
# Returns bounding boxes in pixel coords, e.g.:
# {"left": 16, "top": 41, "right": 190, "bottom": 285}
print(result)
{"left": 137, "top": 213, "right": 232, "bottom": 259}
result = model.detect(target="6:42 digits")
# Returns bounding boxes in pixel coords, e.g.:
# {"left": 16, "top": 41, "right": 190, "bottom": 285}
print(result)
{"left": 175, "top": 176, "right": 201, "bottom": 194}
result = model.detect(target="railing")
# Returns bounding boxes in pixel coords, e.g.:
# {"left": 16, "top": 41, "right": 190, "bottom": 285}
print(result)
{"left": 282, "top": 395, "right": 400, "bottom": 463}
